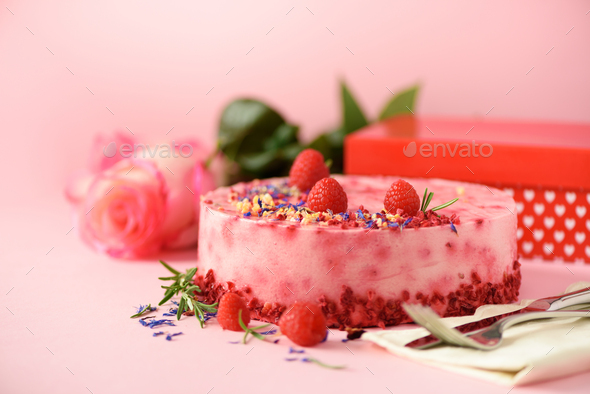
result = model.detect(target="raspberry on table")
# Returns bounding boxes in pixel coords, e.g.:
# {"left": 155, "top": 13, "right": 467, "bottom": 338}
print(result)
{"left": 217, "top": 293, "right": 250, "bottom": 331}
{"left": 289, "top": 149, "right": 330, "bottom": 192}
{"left": 279, "top": 302, "right": 327, "bottom": 347}
{"left": 307, "top": 177, "right": 348, "bottom": 214}
{"left": 384, "top": 179, "right": 421, "bottom": 216}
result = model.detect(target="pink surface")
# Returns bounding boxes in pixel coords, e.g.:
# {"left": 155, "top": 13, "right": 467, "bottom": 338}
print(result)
{"left": 1, "top": 192, "right": 590, "bottom": 393}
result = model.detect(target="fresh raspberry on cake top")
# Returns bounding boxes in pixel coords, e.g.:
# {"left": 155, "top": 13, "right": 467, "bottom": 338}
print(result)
{"left": 279, "top": 302, "right": 327, "bottom": 347}
{"left": 384, "top": 179, "right": 421, "bottom": 216}
{"left": 217, "top": 293, "right": 250, "bottom": 331}
{"left": 307, "top": 177, "right": 348, "bottom": 213}
{"left": 289, "top": 149, "right": 330, "bottom": 192}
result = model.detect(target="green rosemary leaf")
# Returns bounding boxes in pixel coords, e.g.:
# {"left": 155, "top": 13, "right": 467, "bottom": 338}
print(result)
{"left": 305, "top": 358, "right": 346, "bottom": 369}
{"left": 193, "top": 302, "right": 206, "bottom": 328}
{"left": 431, "top": 198, "right": 459, "bottom": 211}
{"left": 186, "top": 285, "right": 201, "bottom": 293}
{"left": 250, "top": 332, "right": 265, "bottom": 340}
{"left": 423, "top": 192, "right": 434, "bottom": 212}
{"left": 177, "top": 298, "right": 185, "bottom": 320}
{"left": 185, "top": 267, "right": 197, "bottom": 281}
{"left": 185, "top": 296, "right": 194, "bottom": 311}
{"left": 238, "top": 309, "right": 248, "bottom": 332}
{"left": 130, "top": 304, "right": 150, "bottom": 318}
{"left": 421, "top": 188, "right": 428, "bottom": 212}
{"left": 238, "top": 309, "right": 252, "bottom": 343}
{"left": 251, "top": 323, "right": 271, "bottom": 331}
{"left": 158, "top": 291, "right": 175, "bottom": 306}
{"left": 159, "top": 260, "right": 180, "bottom": 275}
{"left": 199, "top": 302, "right": 218, "bottom": 313}
{"left": 156, "top": 261, "right": 217, "bottom": 328}
{"left": 158, "top": 276, "right": 178, "bottom": 281}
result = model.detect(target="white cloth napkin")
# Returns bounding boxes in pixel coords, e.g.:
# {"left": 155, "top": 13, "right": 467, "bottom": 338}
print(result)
{"left": 362, "top": 282, "right": 590, "bottom": 386}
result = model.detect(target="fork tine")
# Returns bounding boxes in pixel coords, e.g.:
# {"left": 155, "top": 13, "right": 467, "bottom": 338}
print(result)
{"left": 403, "top": 304, "right": 438, "bottom": 333}
{"left": 417, "top": 307, "right": 462, "bottom": 345}
{"left": 403, "top": 304, "right": 450, "bottom": 342}
{"left": 403, "top": 303, "right": 470, "bottom": 347}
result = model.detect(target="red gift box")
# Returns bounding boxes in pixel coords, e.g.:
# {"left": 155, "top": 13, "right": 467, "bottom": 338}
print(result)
{"left": 344, "top": 116, "right": 590, "bottom": 263}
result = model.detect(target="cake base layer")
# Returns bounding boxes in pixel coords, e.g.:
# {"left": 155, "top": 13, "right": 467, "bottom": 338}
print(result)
{"left": 195, "top": 260, "right": 521, "bottom": 328}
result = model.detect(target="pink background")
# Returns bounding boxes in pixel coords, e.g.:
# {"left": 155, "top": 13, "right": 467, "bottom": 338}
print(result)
{"left": 2, "top": 1, "right": 590, "bottom": 194}
{"left": 1, "top": 1, "right": 590, "bottom": 393}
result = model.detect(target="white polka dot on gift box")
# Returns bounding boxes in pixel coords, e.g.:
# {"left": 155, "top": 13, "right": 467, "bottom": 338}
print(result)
{"left": 504, "top": 187, "right": 590, "bottom": 263}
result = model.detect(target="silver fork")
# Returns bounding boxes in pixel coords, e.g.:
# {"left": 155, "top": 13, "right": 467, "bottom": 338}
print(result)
{"left": 403, "top": 304, "right": 590, "bottom": 350}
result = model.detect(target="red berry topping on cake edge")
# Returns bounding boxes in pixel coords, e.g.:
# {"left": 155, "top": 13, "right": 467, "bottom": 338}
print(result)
{"left": 289, "top": 149, "right": 330, "bottom": 192}
{"left": 384, "top": 179, "right": 421, "bottom": 216}
{"left": 307, "top": 177, "right": 348, "bottom": 214}
{"left": 217, "top": 293, "right": 251, "bottom": 331}
{"left": 279, "top": 302, "right": 327, "bottom": 347}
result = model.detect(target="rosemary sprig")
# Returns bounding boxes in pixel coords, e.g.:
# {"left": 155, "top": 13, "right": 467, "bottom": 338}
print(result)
{"left": 420, "top": 188, "right": 429, "bottom": 212}
{"left": 420, "top": 187, "right": 458, "bottom": 213}
{"left": 431, "top": 198, "right": 459, "bottom": 212}
{"left": 157, "top": 260, "right": 218, "bottom": 328}
{"left": 130, "top": 304, "right": 156, "bottom": 318}
{"left": 238, "top": 310, "right": 271, "bottom": 344}
{"left": 302, "top": 357, "right": 346, "bottom": 369}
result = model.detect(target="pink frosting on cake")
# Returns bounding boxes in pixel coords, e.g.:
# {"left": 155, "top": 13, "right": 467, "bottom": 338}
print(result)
{"left": 196, "top": 175, "right": 520, "bottom": 328}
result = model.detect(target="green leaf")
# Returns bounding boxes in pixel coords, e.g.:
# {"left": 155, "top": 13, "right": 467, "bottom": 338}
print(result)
{"left": 250, "top": 332, "right": 265, "bottom": 340}
{"left": 378, "top": 84, "right": 419, "bottom": 120}
{"left": 307, "top": 133, "right": 332, "bottom": 159}
{"left": 305, "top": 357, "right": 346, "bottom": 369}
{"left": 218, "top": 99, "right": 288, "bottom": 161}
{"left": 238, "top": 309, "right": 249, "bottom": 332}
{"left": 185, "top": 296, "right": 194, "bottom": 311}
{"left": 177, "top": 298, "right": 185, "bottom": 320}
{"left": 263, "top": 124, "right": 299, "bottom": 151}
{"left": 341, "top": 82, "right": 368, "bottom": 134}
{"left": 251, "top": 323, "right": 271, "bottom": 331}
{"left": 158, "top": 292, "right": 174, "bottom": 306}
{"left": 185, "top": 267, "right": 197, "bottom": 282}
{"left": 423, "top": 192, "right": 434, "bottom": 212}
{"left": 431, "top": 198, "right": 459, "bottom": 212}
{"left": 420, "top": 188, "right": 429, "bottom": 212}
{"left": 159, "top": 260, "right": 180, "bottom": 275}
{"left": 200, "top": 302, "right": 218, "bottom": 312}
{"left": 130, "top": 304, "right": 150, "bottom": 319}
{"left": 237, "top": 149, "right": 280, "bottom": 174}
{"left": 281, "top": 143, "right": 304, "bottom": 161}
{"left": 186, "top": 285, "right": 201, "bottom": 293}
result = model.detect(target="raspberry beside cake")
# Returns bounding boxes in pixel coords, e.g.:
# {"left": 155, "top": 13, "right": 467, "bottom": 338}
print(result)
{"left": 196, "top": 175, "right": 520, "bottom": 328}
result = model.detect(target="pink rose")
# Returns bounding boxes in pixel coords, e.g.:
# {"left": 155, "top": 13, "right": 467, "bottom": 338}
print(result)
{"left": 66, "top": 134, "right": 215, "bottom": 258}
{"left": 79, "top": 159, "right": 167, "bottom": 258}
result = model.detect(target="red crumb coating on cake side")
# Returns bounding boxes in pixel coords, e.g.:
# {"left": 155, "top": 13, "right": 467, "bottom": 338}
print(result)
{"left": 194, "top": 261, "right": 521, "bottom": 328}
{"left": 196, "top": 175, "right": 520, "bottom": 328}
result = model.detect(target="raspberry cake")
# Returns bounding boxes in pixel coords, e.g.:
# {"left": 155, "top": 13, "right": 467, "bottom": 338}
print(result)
{"left": 196, "top": 175, "right": 520, "bottom": 328}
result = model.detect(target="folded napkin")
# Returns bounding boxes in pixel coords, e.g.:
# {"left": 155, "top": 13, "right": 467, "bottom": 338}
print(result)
{"left": 362, "top": 282, "right": 590, "bottom": 386}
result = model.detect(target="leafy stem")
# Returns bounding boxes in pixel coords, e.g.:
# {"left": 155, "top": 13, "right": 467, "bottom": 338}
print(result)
{"left": 420, "top": 187, "right": 459, "bottom": 213}
{"left": 302, "top": 357, "right": 346, "bottom": 369}
{"left": 238, "top": 309, "right": 271, "bottom": 344}
{"left": 431, "top": 198, "right": 459, "bottom": 212}
{"left": 130, "top": 304, "right": 155, "bottom": 318}
{"left": 157, "top": 260, "right": 218, "bottom": 328}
